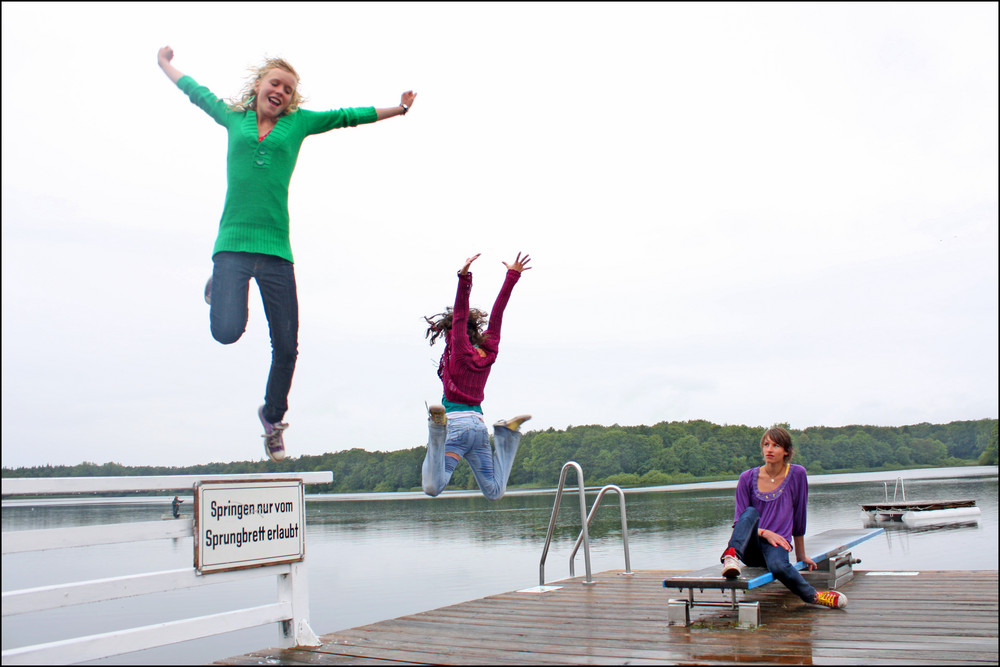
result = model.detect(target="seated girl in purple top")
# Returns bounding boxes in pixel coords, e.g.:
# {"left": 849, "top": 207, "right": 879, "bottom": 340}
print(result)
{"left": 720, "top": 427, "right": 848, "bottom": 609}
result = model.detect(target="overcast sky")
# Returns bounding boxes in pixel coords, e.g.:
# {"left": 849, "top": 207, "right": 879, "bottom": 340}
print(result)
{"left": 2, "top": 2, "right": 997, "bottom": 469}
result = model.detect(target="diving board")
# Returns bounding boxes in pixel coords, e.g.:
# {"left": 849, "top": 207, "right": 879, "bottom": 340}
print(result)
{"left": 663, "top": 527, "right": 884, "bottom": 627}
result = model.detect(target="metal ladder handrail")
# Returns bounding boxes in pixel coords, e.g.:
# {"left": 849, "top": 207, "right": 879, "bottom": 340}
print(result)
{"left": 538, "top": 461, "right": 592, "bottom": 586}
{"left": 883, "top": 476, "right": 906, "bottom": 502}
{"left": 568, "top": 484, "right": 633, "bottom": 578}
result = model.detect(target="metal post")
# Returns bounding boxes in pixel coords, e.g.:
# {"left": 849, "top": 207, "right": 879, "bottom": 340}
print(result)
{"left": 568, "top": 484, "right": 632, "bottom": 577}
{"left": 576, "top": 470, "right": 593, "bottom": 584}
{"left": 538, "top": 462, "right": 591, "bottom": 586}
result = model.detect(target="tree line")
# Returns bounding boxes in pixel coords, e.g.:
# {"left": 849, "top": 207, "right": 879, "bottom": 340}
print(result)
{"left": 3, "top": 418, "right": 995, "bottom": 494}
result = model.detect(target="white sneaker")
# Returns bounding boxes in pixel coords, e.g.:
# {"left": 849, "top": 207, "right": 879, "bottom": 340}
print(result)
{"left": 722, "top": 554, "right": 741, "bottom": 579}
{"left": 258, "top": 405, "right": 287, "bottom": 462}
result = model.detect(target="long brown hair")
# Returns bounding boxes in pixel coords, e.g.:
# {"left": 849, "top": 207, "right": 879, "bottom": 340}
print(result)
{"left": 424, "top": 307, "right": 489, "bottom": 347}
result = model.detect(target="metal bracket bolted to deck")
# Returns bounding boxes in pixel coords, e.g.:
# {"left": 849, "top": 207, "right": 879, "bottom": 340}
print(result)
{"left": 737, "top": 601, "right": 760, "bottom": 628}
{"left": 802, "top": 551, "right": 858, "bottom": 590}
{"left": 667, "top": 599, "right": 690, "bottom": 626}
{"left": 667, "top": 597, "right": 760, "bottom": 628}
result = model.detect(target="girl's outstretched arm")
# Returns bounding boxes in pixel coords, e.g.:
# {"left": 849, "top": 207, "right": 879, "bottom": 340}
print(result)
{"left": 481, "top": 252, "right": 530, "bottom": 346}
{"left": 375, "top": 90, "right": 418, "bottom": 120}
{"left": 157, "top": 46, "right": 184, "bottom": 84}
{"left": 449, "top": 253, "right": 480, "bottom": 358}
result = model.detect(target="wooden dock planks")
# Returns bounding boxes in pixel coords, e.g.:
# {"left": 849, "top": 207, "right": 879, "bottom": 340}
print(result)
{"left": 218, "top": 569, "right": 999, "bottom": 665}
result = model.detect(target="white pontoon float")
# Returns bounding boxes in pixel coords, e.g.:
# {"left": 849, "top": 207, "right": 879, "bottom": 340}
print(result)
{"left": 861, "top": 477, "right": 981, "bottom": 526}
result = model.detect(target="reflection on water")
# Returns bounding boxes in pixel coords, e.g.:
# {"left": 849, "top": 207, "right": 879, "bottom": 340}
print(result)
{"left": 2, "top": 467, "right": 996, "bottom": 665}
{"left": 863, "top": 518, "right": 981, "bottom": 533}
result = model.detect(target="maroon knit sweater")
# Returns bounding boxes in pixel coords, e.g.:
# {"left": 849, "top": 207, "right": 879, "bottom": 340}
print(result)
{"left": 437, "top": 269, "right": 521, "bottom": 406}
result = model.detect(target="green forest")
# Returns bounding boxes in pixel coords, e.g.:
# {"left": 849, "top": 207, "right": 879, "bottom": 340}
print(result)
{"left": 3, "top": 418, "right": 996, "bottom": 494}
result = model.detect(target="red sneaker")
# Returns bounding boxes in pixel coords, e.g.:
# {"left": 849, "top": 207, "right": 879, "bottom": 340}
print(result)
{"left": 814, "top": 590, "right": 847, "bottom": 609}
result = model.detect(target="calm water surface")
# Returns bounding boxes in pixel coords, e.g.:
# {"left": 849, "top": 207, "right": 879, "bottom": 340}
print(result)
{"left": 2, "top": 466, "right": 996, "bottom": 664}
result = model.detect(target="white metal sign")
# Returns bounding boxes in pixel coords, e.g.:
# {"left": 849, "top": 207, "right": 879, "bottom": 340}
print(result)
{"left": 194, "top": 479, "right": 305, "bottom": 573}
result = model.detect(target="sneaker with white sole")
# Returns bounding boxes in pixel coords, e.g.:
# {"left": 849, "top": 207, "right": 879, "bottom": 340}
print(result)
{"left": 494, "top": 414, "right": 531, "bottom": 431}
{"left": 258, "top": 405, "right": 288, "bottom": 462}
{"left": 813, "top": 590, "right": 847, "bottom": 609}
{"left": 428, "top": 403, "right": 447, "bottom": 426}
{"left": 722, "top": 554, "right": 741, "bottom": 579}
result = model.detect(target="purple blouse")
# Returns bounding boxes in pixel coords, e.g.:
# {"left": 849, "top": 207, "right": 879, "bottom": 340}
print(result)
{"left": 733, "top": 464, "right": 808, "bottom": 542}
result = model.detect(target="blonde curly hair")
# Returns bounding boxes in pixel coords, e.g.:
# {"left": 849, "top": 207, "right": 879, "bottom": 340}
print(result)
{"left": 229, "top": 57, "right": 305, "bottom": 115}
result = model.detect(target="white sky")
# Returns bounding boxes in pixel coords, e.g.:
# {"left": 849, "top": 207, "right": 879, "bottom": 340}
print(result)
{"left": 2, "top": 2, "right": 997, "bottom": 469}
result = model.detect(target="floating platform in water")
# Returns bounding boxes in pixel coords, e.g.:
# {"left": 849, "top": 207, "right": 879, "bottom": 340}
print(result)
{"left": 861, "top": 477, "right": 981, "bottom": 526}
{"left": 861, "top": 501, "right": 981, "bottom": 526}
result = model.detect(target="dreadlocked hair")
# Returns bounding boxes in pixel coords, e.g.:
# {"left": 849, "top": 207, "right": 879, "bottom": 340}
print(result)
{"left": 424, "top": 307, "right": 489, "bottom": 347}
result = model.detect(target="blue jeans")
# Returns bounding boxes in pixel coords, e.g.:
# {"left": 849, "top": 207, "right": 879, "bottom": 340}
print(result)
{"left": 422, "top": 413, "right": 523, "bottom": 501}
{"left": 726, "top": 507, "right": 817, "bottom": 602}
{"left": 210, "top": 252, "right": 298, "bottom": 424}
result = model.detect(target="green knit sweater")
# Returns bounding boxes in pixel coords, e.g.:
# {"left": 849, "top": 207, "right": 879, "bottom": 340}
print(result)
{"left": 177, "top": 75, "right": 378, "bottom": 263}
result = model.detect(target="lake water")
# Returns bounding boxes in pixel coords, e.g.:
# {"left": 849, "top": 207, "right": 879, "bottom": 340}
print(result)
{"left": 2, "top": 466, "right": 997, "bottom": 665}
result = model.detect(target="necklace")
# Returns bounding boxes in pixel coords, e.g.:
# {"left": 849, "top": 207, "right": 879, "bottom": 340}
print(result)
{"left": 765, "top": 464, "right": 788, "bottom": 483}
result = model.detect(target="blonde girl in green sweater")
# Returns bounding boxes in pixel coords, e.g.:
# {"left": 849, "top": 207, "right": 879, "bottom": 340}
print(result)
{"left": 157, "top": 46, "right": 416, "bottom": 461}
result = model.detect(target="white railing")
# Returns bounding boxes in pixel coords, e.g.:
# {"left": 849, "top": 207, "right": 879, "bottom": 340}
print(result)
{"left": 1, "top": 472, "right": 332, "bottom": 665}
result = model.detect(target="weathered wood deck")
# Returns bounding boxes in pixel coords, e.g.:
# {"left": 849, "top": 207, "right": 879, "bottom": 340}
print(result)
{"left": 218, "top": 569, "right": 999, "bottom": 665}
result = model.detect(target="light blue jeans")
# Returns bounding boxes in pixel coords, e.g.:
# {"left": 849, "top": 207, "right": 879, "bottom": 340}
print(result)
{"left": 422, "top": 413, "right": 522, "bottom": 501}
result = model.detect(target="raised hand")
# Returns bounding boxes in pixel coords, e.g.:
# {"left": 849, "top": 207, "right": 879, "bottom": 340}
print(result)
{"left": 459, "top": 253, "right": 481, "bottom": 275}
{"left": 502, "top": 252, "right": 532, "bottom": 273}
{"left": 377, "top": 91, "right": 419, "bottom": 121}
{"left": 157, "top": 46, "right": 183, "bottom": 84}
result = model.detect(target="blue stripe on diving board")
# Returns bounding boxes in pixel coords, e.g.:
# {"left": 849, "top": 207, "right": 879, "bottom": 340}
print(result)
{"left": 747, "top": 527, "right": 886, "bottom": 589}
